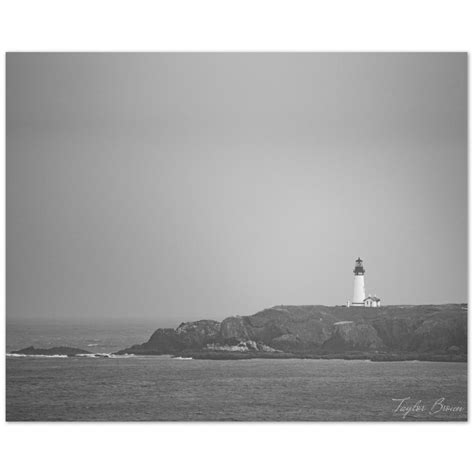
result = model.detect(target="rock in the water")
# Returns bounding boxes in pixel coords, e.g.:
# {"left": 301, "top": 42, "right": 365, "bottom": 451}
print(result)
{"left": 12, "top": 346, "right": 91, "bottom": 356}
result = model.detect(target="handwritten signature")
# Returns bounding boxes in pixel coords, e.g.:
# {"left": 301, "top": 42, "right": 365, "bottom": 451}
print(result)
{"left": 392, "top": 397, "right": 465, "bottom": 419}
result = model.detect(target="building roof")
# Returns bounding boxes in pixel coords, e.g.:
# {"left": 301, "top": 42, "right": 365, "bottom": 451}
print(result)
{"left": 364, "top": 296, "right": 381, "bottom": 302}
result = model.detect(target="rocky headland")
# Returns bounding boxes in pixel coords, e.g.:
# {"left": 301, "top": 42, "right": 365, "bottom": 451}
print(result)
{"left": 116, "top": 304, "right": 468, "bottom": 361}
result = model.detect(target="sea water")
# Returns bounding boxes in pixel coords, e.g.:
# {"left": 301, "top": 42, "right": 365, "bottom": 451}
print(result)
{"left": 6, "top": 357, "right": 467, "bottom": 421}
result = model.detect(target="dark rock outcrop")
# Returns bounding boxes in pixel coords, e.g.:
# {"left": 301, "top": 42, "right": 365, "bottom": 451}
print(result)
{"left": 121, "top": 328, "right": 184, "bottom": 355}
{"left": 11, "top": 346, "right": 91, "bottom": 356}
{"left": 116, "top": 304, "right": 468, "bottom": 359}
{"left": 117, "top": 320, "right": 222, "bottom": 355}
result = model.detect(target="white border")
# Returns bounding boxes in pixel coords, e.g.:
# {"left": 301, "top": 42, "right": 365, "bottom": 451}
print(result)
{"left": 1, "top": 1, "right": 472, "bottom": 474}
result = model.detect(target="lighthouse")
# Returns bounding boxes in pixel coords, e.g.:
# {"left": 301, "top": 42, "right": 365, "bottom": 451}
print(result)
{"left": 351, "top": 257, "right": 366, "bottom": 306}
{"left": 346, "top": 257, "right": 382, "bottom": 307}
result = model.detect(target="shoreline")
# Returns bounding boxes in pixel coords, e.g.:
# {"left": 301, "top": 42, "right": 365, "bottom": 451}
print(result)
{"left": 8, "top": 349, "right": 466, "bottom": 363}
{"left": 156, "top": 351, "right": 468, "bottom": 362}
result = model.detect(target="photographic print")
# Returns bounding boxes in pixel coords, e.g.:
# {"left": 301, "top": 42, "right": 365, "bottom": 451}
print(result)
{"left": 6, "top": 52, "right": 467, "bottom": 421}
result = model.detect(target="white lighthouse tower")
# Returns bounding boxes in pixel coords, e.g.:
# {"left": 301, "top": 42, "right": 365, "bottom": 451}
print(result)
{"left": 351, "top": 257, "right": 366, "bottom": 306}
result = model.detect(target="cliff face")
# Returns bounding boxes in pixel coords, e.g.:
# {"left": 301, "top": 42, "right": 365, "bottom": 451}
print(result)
{"left": 176, "top": 320, "right": 221, "bottom": 348}
{"left": 117, "top": 304, "right": 467, "bottom": 357}
{"left": 322, "top": 321, "right": 384, "bottom": 352}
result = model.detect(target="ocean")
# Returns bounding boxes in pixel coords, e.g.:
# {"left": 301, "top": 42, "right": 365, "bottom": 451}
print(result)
{"left": 5, "top": 356, "right": 466, "bottom": 421}
{"left": 6, "top": 319, "right": 157, "bottom": 355}
{"left": 6, "top": 320, "right": 468, "bottom": 421}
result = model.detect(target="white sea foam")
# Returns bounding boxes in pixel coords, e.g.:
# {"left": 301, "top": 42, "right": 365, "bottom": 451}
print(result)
{"left": 76, "top": 353, "right": 137, "bottom": 359}
{"left": 76, "top": 353, "right": 112, "bottom": 358}
{"left": 6, "top": 353, "right": 68, "bottom": 358}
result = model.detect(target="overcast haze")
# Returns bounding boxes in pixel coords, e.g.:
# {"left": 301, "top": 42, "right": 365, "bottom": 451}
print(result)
{"left": 6, "top": 53, "right": 467, "bottom": 327}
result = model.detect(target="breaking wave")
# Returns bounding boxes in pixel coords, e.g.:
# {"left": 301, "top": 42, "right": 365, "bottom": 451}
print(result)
{"left": 7, "top": 352, "right": 136, "bottom": 359}
{"left": 77, "top": 353, "right": 136, "bottom": 358}
{"left": 6, "top": 353, "right": 68, "bottom": 358}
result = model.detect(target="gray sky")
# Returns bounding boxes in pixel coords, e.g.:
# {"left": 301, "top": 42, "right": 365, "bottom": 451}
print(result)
{"left": 6, "top": 53, "right": 467, "bottom": 326}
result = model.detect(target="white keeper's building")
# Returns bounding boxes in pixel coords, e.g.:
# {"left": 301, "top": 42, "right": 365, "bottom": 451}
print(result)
{"left": 364, "top": 295, "right": 381, "bottom": 307}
